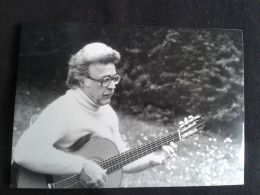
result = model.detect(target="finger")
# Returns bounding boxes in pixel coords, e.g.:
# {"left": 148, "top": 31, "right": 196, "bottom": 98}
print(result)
{"left": 170, "top": 142, "right": 178, "bottom": 149}
{"left": 167, "top": 146, "right": 175, "bottom": 155}
{"left": 88, "top": 183, "right": 98, "bottom": 188}
{"left": 150, "top": 158, "right": 164, "bottom": 166}
{"left": 80, "top": 177, "right": 93, "bottom": 188}
{"left": 169, "top": 149, "right": 177, "bottom": 158}
{"left": 169, "top": 145, "right": 177, "bottom": 158}
{"left": 103, "top": 173, "right": 108, "bottom": 182}
{"left": 149, "top": 160, "right": 156, "bottom": 166}
{"left": 163, "top": 145, "right": 178, "bottom": 159}
{"left": 162, "top": 146, "right": 172, "bottom": 158}
{"left": 172, "top": 152, "right": 177, "bottom": 158}
{"left": 97, "top": 179, "right": 105, "bottom": 188}
{"left": 154, "top": 159, "right": 165, "bottom": 165}
{"left": 161, "top": 158, "right": 166, "bottom": 165}
{"left": 188, "top": 115, "right": 193, "bottom": 120}
{"left": 79, "top": 180, "right": 87, "bottom": 188}
{"left": 179, "top": 121, "right": 184, "bottom": 127}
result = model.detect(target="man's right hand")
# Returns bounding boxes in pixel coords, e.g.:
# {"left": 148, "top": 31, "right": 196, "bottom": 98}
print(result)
{"left": 79, "top": 160, "right": 108, "bottom": 188}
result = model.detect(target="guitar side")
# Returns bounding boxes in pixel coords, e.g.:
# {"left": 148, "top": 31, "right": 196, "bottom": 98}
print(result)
{"left": 12, "top": 138, "right": 122, "bottom": 188}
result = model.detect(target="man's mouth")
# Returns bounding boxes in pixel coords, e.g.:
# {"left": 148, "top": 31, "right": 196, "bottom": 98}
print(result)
{"left": 103, "top": 93, "right": 113, "bottom": 98}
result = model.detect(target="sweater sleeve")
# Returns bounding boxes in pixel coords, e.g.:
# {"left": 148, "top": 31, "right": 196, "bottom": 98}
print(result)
{"left": 13, "top": 100, "right": 86, "bottom": 175}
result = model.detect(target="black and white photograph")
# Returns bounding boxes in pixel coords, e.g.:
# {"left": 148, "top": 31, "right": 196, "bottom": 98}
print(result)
{"left": 10, "top": 23, "right": 244, "bottom": 188}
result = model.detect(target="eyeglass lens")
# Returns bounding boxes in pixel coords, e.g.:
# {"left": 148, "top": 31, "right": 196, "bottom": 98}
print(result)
{"left": 102, "top": 75, "right": 121, "bottom": 86}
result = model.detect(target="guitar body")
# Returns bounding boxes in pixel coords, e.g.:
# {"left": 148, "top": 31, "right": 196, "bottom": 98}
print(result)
{"left": 12, "top": 138, "right": 122, "bottom": 188}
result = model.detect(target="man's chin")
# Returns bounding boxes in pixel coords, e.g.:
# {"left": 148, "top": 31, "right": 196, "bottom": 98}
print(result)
{"left": 98, "top": 98, "right": 111, "bottom": 106}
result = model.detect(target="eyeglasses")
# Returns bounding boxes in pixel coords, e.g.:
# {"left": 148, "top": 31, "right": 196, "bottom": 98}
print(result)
{"left": 86, "top": 74, "right": 121, "bottom": 87}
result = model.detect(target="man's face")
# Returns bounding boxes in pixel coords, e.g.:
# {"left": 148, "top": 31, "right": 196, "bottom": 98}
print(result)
{"left": 82, "top": 63, "right": 117, "bottom": 106}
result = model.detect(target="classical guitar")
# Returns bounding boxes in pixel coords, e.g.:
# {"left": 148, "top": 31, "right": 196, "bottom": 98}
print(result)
{"left": 11, "top": 115, "right": 205, "bottom": 188}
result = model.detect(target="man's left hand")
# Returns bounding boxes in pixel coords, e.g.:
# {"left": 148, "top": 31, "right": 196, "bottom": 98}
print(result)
{"left": 149, "top": 142, "right": 177, "bottom": 166}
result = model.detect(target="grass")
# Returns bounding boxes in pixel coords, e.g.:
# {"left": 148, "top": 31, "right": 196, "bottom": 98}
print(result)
{"left": 11, "top": 88, "right": 244, "bottom": 187}
{"left": 117, "top": 113, "right": 244, "bottom": 187}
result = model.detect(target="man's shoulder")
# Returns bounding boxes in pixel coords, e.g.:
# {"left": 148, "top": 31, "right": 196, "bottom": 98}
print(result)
{"left": 40, "top": 92, "right": 72, "bottom": 114}
{"left": 46, "top": 94, "right": 67, "bottom": 107}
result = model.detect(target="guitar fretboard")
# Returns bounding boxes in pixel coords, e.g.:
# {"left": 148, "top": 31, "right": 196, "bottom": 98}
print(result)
{"left": 99, "top": 131, "right": 180, "bottom": 174}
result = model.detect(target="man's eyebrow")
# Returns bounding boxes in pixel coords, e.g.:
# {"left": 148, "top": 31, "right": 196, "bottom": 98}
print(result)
{"left": 100, "top": 74, "right": 117, "bottom": 79}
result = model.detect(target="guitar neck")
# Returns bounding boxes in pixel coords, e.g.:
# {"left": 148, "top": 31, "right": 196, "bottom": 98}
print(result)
{"left": 99, "top": 131, "right": 181, "bottom": 174}
{"left": 99, "top": 115, "right": 204, "bottom": 175}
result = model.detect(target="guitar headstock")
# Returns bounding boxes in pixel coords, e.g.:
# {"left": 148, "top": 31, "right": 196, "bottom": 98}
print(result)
{"left": 178, "top": 115, "right": 205, "bottom": 140}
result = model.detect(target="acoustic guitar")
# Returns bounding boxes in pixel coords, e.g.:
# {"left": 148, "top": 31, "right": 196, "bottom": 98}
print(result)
{"left": 11, "top": 115, "right": 205, "bottom": 188}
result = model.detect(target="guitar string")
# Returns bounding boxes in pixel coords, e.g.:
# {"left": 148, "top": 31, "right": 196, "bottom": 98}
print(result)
{"left": 99, "top": 118, "right": 202, "bottom": 169}
{"left": 55, "top": 176, "right": 79, "bottom": 188}
{"left": 105, "top": 121, "right": 203, "bottom": 175}
{"left": 99, "top": 134, "right": 178, "bottom": 171}
{"left": 55, "top": 135, "right": 180, "bottom": 188}
{"left": 64, "top": 180, "right": 81, "bottom": 188}
{"left": 100, "top": 132, "right": 179, "bottom": 168}
{"left": 100, "top": 118, "right": 202, "bottom": 168}
{"left": 106, "top": 135, "right": 181, "bottom": 174}
{"left": 104, "top": 121, "right": 206, "bottom": 174}
{"left": 98, "top": 118, "right": 198, "bottom": 167}
{"left": 53, "top": 133, "right": 181, "bottom": 188}
{"left": 52, "top": 175, "right": 78, "bottom": 187}
{"left": 53, "top": 120, "right": 204, "bottom": 188}
{"left": 104, "top": 134, "right": 178, "bottom": 170}
{"left": 52, "top": 121, "right": 204, "bottom": 188}
{"left": 60, "top": 179, "right": 77, "bottom": 188}
{"left": 103, "top": 131, "right": 182, "bottom": 167}
{"left": 53, "top": 124, "right": 203, "bottom": 188}
{"left": 59, "top": 177, "right": 82, "bottom": 188}
{"left": 54, "top": 125, "right": 202, "bottom": 188}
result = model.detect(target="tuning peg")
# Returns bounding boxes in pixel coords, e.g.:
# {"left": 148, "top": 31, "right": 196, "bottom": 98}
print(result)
{"left": 195, "top": 115, "right": 202, "bottom": 119}
{"left": 188, "top": 115, "right": 193, "bottom": 120}
{"left": 179, "top": 121, "right": 184, "bottom": 125}
{"left": 199, "top": 130, "right": 203, "bottom": 134}
{"left": 184, "top": 117, "right": 189, "bottom": 123}
{"left": 179, "top": 121, "right": 185, "bottom": 128}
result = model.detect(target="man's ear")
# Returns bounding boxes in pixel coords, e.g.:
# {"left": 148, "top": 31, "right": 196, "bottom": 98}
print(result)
{"left": 80, "top": 79, "right": 90, "bottom": 88}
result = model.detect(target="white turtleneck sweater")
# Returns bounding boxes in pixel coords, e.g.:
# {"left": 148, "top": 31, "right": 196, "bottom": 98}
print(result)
{"left": 13, "top": 87, "right": 127, "bottom": 175}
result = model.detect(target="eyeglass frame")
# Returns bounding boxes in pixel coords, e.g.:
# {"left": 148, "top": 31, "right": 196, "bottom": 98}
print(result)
{"left": 86, "top": 74, "right": 121, "bottom": 87}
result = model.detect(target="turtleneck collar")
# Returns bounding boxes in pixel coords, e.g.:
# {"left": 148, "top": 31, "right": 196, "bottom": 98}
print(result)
{"left": 67, "top": 87, "right": 100, "bottom": 112}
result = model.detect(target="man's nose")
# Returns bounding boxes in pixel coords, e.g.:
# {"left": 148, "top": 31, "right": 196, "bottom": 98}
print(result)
{"left": 107, "top": 80, "right": 116, "bottom": 89}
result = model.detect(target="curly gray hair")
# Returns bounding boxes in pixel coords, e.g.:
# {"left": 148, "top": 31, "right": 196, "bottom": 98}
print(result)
{"left": 66, "top": 42, "right": 121, "bottom": 88}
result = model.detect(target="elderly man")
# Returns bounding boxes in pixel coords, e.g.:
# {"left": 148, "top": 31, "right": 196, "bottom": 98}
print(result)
{"left": 13, "top": 43, "right": 177, "bottom": 188}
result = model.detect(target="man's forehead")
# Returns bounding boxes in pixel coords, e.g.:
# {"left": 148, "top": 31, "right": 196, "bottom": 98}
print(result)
{"left": 89, "top": 63, "right": 116, "bottom": 76}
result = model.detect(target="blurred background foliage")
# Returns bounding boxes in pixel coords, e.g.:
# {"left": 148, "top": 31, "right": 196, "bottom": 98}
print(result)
{"left": 17, "top": 23, "right": 244, "bottom": 135}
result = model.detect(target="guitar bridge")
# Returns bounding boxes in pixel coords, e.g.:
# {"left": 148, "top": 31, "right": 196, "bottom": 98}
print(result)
{"left": 47, "top": 183, "right": 55, "bottom": 189}
{"left": 45, "top": 174, "right": 55, "bottom": 189}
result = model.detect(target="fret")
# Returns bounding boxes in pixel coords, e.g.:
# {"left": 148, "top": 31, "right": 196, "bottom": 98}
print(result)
{"left": 100, "top": 131, "right": 181, "bottom": 172}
